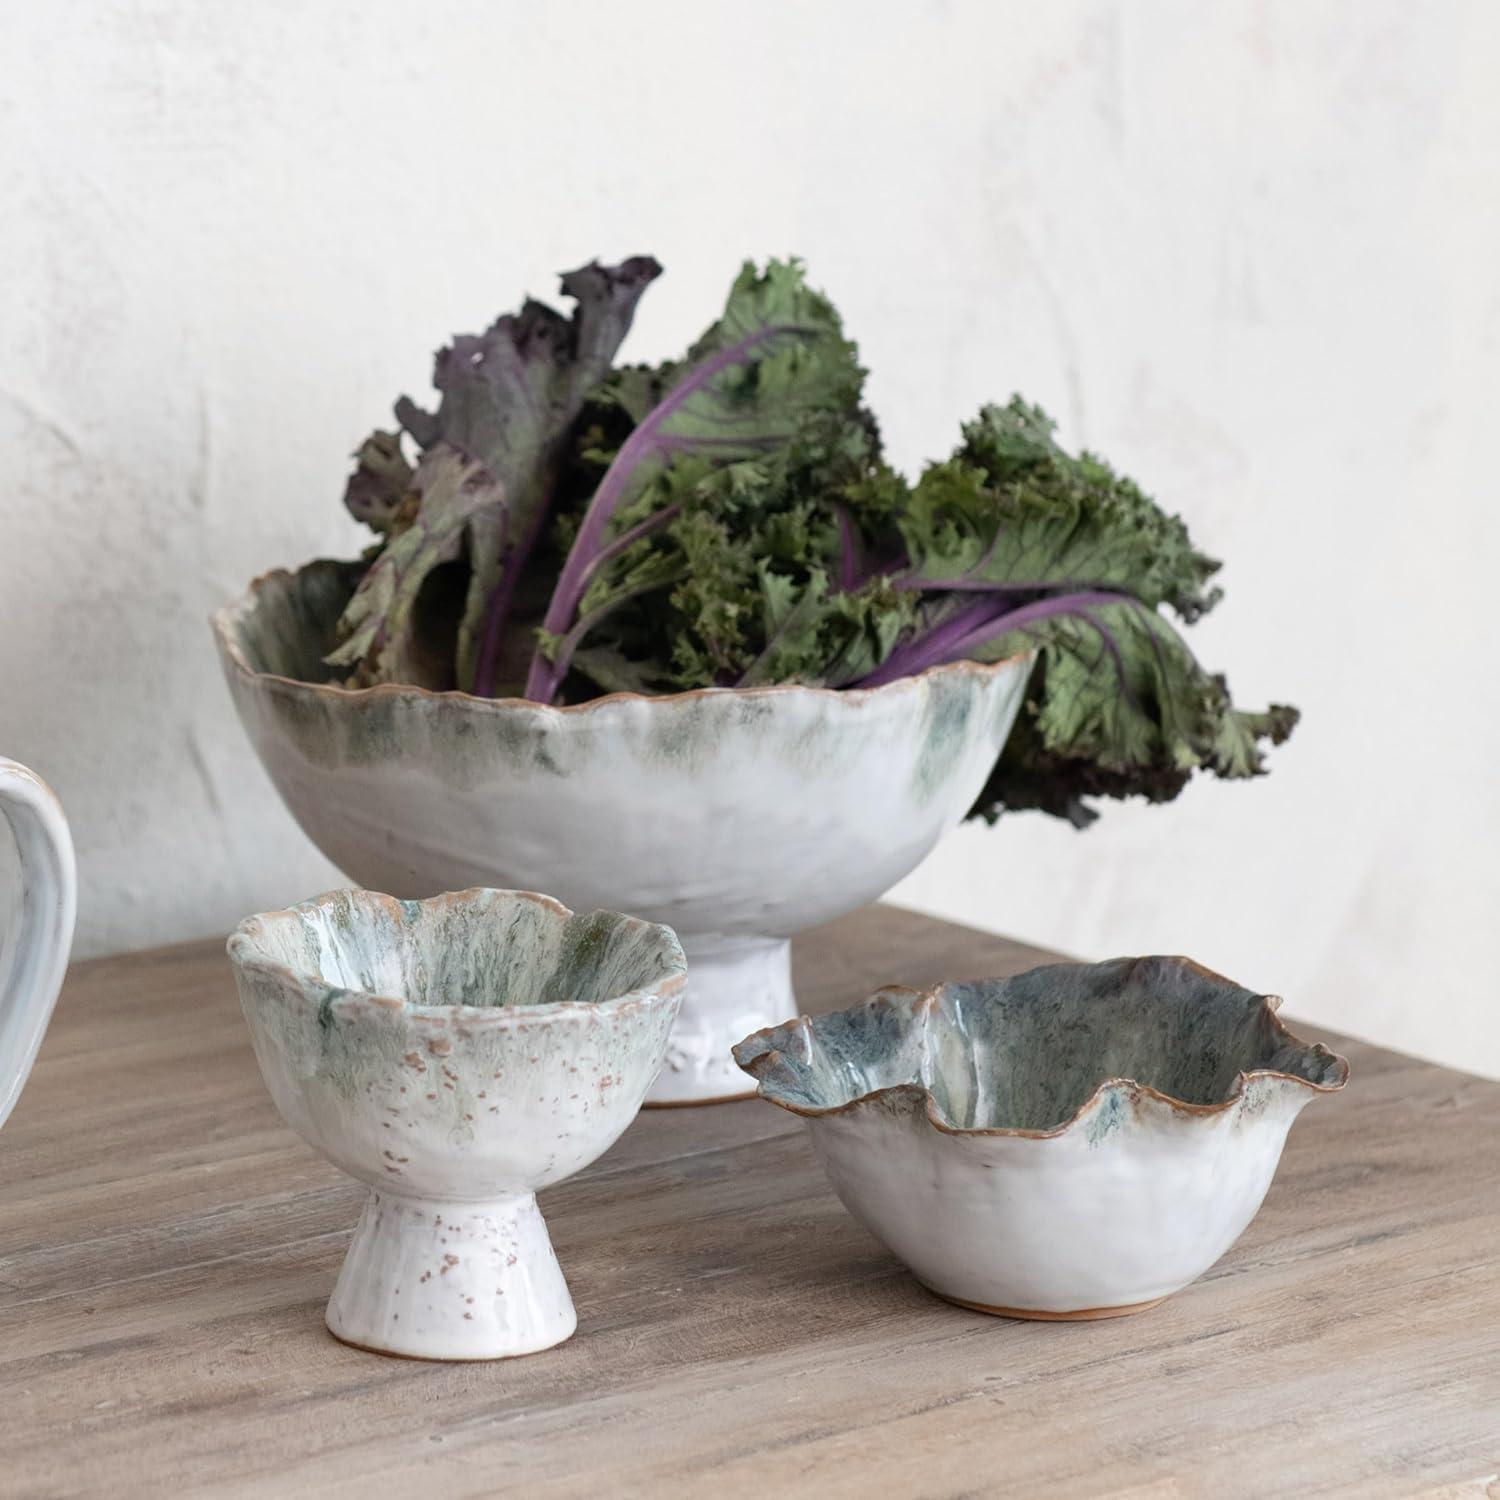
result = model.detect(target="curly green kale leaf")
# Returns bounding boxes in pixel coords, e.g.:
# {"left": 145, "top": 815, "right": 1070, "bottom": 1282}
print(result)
{"left": 523, "top": 259, "right": 870, "bottom": 701}
{"left": 899, "top": 399, "right": 1222, "bottom": 618}
{"left": 961, "top": 575, "right": 1299, "bottom": 827}
{"left": 553, "top": 388, "right": 906, "bottom": 695}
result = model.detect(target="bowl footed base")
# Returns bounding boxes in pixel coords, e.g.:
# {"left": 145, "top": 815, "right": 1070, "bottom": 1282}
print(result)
{"left": 326, "top": 1189, "right": 577, "bottom": 1360}
{"left": 646, "top": 935, "right": 792, "bottom": 1107}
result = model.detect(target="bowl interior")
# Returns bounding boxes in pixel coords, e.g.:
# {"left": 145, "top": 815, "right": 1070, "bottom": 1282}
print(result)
{"left": 745, "top": 957, "right": 1347, "bottom": 1131}
{"left": 224, "top": 560, "right": 361, "bottom": 683}
{"left": 235, "top": 888, "right": 684, "bottom": 1011}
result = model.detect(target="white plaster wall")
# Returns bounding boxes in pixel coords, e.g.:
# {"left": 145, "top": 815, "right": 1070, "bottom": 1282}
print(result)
{"left": 1, "top": 1, "right": 1495, "bottom": 1075}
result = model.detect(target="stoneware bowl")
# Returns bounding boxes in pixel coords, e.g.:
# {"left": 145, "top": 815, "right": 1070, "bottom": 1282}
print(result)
{"left": 0, "top": 759, "right": 76, "bottom": 1132}
{"left": 213, "top": 561, "right": 1032, "bottom": 1105}
{"left": 733, "top": 956, "right": 1348, "bottom": 1319}
{"left": 227, "top": 886, "right": 685, "bottom": 1360}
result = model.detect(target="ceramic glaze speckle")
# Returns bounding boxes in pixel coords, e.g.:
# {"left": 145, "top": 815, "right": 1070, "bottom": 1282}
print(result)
{"left": 228, "top": 887, "right": 684, "bottom": 1359}
{"left": 734, "top": 957, "right": 1349, "bottom": 1318}
{"left": 213, "top": 563, "right": 1033, "bottom": 1103}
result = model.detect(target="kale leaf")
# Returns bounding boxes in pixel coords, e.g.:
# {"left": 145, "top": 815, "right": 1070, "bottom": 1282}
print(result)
{"left": 333, "top": 257, "right": 660, "bottom": 692}
{"left": 323, "top": 257, "right": 1297, "bottom": 825}
{"left": 325, "top": 447, "right": 506, "bottom": 689}
{"left": 964, "top": 599, "right": 1299, "bottom": 826}
{"left": 523, "top": 259, "right": 867, "bottom": 701}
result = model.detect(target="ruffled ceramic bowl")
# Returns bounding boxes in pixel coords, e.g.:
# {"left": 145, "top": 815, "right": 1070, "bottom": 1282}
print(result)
{"left": 227, "top": 886, "right": 685, "bottom": 1360}
{"left": 213, "top": 561, "right": 1032, "bottom": 1104}
{"left": 734, "top": 956, "right": 1348, "bottom": 1319}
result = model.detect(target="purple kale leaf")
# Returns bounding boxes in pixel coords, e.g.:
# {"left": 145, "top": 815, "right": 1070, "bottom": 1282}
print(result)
{"left": 333, "top": 257, "right": 661, "bottom": 692}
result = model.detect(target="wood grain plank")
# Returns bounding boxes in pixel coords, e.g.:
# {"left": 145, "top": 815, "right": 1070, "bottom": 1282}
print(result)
{"left": 0, "top": 907, "right": 1496, "bottom": 1498}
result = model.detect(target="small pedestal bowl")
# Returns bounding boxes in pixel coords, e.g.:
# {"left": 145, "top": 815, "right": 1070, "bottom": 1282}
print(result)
{"left": 227, "top": 887, "right": 685, "bottom": 1359}
{"left": 213, "top": 562, "right": 1032, "bottom": 1106}
{"left": 734, "top": 957, "right": 1348, "bottom": 1319}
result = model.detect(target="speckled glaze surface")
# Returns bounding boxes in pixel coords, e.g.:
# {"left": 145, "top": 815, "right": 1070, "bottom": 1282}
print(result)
{"left": 227, "top": 886, "right": 684, "bottom": 1359}
{"left": 734, "top": 957, "right": 1349, "bottom": 1318}
{"left": 213, "top": 562, "right": 1033, "bottom": 1104}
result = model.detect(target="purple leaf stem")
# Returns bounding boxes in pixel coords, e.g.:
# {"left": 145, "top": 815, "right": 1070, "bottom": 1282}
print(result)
{"left": 471, "top": 505, "right": 540, "bottom": 698}
{"left": 472, "top": 500, "right": 684, "bottom": 698}
{"left": 541, "top": 567, "right": 689, "bottom": 695}
{"left": 833, "top": 503, "right": 859, "bottom": 592}
{"left": 857, "top": 596, "right": 1001, "bottom": 686}
{"left": 856, "top": 589, "right": 1134, "bottom": 688}
{"left": 524, "top": 322, "right": 815, "bottom": 703}
{"left": 580, "top": 502, "right": 682, "bottom": 585}
{"left": 894, "top": 578, "right": 1059, "bottom": 593}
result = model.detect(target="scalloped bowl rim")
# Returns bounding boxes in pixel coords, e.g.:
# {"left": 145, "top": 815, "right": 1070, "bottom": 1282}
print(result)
{"left": 212, "top": 562, "right": 1034, "bottom": 718}
{"left": 734, "top": 958, "right": 1350, "bottom": 1141}
{"left": 227, "top": 886, "right": 688, "bottom": 1024}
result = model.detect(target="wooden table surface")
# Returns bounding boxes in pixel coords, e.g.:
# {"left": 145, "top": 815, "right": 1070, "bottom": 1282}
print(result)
{"left": 2, "top": 907, "right": 1497, "bottom": 1499}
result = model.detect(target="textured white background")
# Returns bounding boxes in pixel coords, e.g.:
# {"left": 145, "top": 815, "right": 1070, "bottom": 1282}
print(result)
{"left": 2, "top": 1, "right": 1496, "bottom": 1075}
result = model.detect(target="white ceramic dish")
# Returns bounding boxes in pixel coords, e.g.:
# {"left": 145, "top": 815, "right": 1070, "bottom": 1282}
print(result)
{"left": 0, "top": 758, "right": 76, "bottom": 1132}
{"left": 227, "top": 886, "right": 684, "bottom": 1359}
{"left": 214, "top": 562, "right": 1032, "bottom": 1105}
{"left": 734, "top": 956, "right": 1349, "bottom": 1319}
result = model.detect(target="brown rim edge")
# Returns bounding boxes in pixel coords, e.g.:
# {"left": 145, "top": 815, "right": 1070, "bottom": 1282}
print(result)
{"left": 734, "top": 960, "right": 1350, "bottom": 1140}
{"left": 212, "top": 563, "right": 1034, "bottom": 716}
{"left": 642, "top": 1085, "right": 758, "bottom": 1109}
{"left": 925, "top": 1285, "right": 1170, "bottom": 1321}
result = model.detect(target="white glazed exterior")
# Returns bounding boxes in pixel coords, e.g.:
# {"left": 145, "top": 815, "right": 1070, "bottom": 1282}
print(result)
{"left": 214, "top": 566, "right": 1034, "bottom": 1103}
{"left": 0, "top": 759, "right": 77, "bottom": 1132}
{"left": 809, "top": 1073, "right": 1318, "bottom": 1314}
{"left": 227, "top": 887, "right": 684, "bottom": 1359}
{"left": 735, "top": 963, "right": 1349, "bottom": 1317}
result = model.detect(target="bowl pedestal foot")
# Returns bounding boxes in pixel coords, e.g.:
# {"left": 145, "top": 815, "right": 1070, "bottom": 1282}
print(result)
{"left": 646, "top": 935, "right": 792, "bottom": 1106}
{"left": 326, "top": 1189, "right": 576, "bottom": 1360}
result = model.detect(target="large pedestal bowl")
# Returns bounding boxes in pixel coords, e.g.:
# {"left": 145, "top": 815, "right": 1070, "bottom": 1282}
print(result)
{"left": 213, "top": 561, "right": 1032, "bottom": 1104}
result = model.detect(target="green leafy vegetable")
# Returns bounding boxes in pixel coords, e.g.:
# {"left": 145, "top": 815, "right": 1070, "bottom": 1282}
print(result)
{"left": 326, "top": 448, "right": 505, "bottom": 688}
{"left": 342, "top": 431, "right": 414, "bottom": 534}
{"left": 337, "top": 257, "right": 661, "bottom": 692}
{"left": 897, "top": 401, "right": 1221, "bottom": 618}
{"left": 966, "top": 598, "right": 1298, "bottom": 827}
{"left": 325, "top": 257, "right": 1297, "bottom": 825}
{"left": 523, "top": 260, "right": 865, "bottom": 701}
